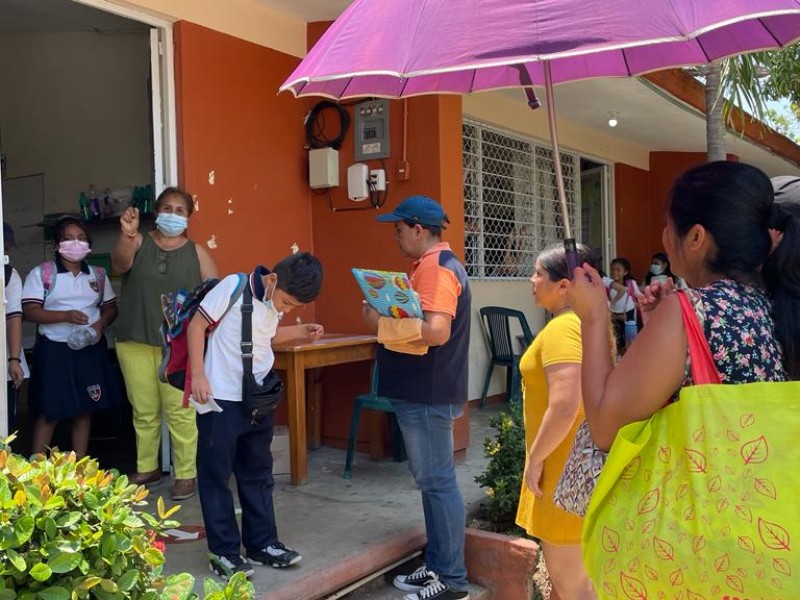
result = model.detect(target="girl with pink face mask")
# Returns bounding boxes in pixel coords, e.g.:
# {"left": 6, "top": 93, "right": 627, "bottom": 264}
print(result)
{"left": 22, "top": 217, "right": 122, "bottom": 457}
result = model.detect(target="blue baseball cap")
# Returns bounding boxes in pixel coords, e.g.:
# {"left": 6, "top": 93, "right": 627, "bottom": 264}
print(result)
{"left": 376, "top": 195, "right": 450, "bottom": 229}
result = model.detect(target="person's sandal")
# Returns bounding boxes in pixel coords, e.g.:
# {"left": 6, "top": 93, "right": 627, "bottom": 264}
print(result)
{"left": 172, "top": 478, "right": 196, "bottom": 501}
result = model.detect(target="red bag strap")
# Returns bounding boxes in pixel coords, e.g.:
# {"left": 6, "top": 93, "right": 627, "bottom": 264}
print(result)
{"left": 676, "top": 290, "right": 722, "bottom": 385}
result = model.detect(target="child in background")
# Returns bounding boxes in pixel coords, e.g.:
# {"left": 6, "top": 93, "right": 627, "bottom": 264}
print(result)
{"left": 643, "top": 252, "right": 675, "bottom": 287}
{"left": 3, "top": 222, "right": 29, "bottom": 433}
{"left": 609, "top": 257, "right": 639, "bottom": 353}
{"left": 22, "top": 217, "right": 120, "bottom": 457}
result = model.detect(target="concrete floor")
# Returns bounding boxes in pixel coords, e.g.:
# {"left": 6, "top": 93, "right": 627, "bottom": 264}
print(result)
{"left": 156, "top": 403, "right": 501, "bottom": 599}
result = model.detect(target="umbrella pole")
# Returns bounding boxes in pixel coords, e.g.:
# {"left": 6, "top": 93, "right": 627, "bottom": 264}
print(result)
{"left": 543, "top": 61, "right": 580, "bottom": 275}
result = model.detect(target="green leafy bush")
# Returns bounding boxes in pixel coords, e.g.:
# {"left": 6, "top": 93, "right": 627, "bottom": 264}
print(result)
{"left": 0, "top": 438, "right": 254, "bottom": 599}
{"left": 474, "top": 403, "right": 526, "bottom": 526}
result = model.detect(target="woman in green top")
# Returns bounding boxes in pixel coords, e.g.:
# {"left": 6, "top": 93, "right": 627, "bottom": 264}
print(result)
{"left": 112, "top": 187, "right": 217, "bottom": 500}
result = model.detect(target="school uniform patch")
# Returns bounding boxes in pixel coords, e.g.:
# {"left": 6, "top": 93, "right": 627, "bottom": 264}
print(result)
{"left": 87, "top": 384, "right": 102, "bottom": 402}
{"left": 89, "top": 280, "right": 100, "bottom": 293}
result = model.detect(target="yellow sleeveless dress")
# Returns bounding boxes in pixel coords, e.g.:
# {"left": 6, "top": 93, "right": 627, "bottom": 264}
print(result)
{"left": 515, "top": 311, "right": 585, "bottom": 544}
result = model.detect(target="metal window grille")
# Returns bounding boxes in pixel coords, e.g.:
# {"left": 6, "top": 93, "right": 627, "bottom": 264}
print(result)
{"left": 463, "top": 119, "right": 581, "bottom": 279}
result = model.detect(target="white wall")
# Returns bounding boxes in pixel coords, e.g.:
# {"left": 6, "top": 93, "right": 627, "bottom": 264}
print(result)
{"left": 0, "top": 30, "right": 152, "bottom": 216}
{"left": 468, "top": 279, "right": 545, "bottom": 401}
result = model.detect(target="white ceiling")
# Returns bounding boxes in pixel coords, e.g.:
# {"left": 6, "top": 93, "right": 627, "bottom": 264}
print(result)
{"left": 498, "top": 78, "right": 800, "bottom": 177}
{"left": 0, "top": 0, "right": 148, "bottom": 33}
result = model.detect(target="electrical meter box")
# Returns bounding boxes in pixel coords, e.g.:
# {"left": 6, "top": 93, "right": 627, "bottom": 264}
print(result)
{"left": 354, "top": 99, "right": 390, "bottom": 161}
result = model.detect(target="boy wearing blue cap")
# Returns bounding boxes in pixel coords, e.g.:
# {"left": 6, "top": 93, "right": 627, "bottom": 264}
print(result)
{"left": 363, "top": 195, "right": 472, "bottom": 600}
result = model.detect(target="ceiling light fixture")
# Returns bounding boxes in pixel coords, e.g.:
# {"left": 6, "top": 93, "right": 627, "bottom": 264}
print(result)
{"left": 607, "top": 111, "right": 619, "bottom": 127}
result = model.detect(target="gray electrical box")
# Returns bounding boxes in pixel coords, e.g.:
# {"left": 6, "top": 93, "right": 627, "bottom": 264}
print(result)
{"left": 354, "top": 99, "right": 390, "bottom": 161}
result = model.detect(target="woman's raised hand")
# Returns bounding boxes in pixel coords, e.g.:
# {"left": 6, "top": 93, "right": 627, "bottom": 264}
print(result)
{"left": 636, "top": 279, "right": 675, "bottom": 326}
{"left": 120, "top": 206, "right": 140, "bottom": 237}
{"left": 565, "top": 263, "right": 608, "bottom": 323}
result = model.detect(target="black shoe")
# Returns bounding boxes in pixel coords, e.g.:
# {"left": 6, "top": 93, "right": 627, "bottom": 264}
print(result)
{"left": 393, "top": 565, "right": 438, "bottom": 592}
{"left": 247, "top": 542, "right": 302, "bottom": 568}
{"left": 404, "top": 580, "right": 470, "bottom": 600}
{"left": 208, "top": 554, "right": 254, "bottom": 580}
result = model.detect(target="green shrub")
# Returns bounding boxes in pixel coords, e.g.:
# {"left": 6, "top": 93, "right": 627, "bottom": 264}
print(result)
{"left": 474, "top": 403, "right": 526, "bottom": 526}
{"left": 0, "top": 437, "right": 254, "bottom": 599}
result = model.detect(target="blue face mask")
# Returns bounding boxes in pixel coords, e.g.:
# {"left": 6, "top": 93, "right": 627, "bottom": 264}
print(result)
{"left": 155, "top": 213, "right": 188, "bottom": 237}
{"left": 650, "top": 263, "right": 665, "bottom": 276}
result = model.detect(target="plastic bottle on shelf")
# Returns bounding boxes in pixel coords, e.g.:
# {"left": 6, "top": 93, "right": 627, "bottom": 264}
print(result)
{"left": 102, "top": 187, "right": 113, "bottom": 218}
{"left": 79, "top": 192, "right": 91, "bottom": 220}
{"left": 88, "top": 185, "right": 101, "bottom": 220}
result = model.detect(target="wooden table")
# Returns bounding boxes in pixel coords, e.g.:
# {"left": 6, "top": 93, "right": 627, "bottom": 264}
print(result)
{"left": 273, "top": 333, "right": 377, "bottom": 485}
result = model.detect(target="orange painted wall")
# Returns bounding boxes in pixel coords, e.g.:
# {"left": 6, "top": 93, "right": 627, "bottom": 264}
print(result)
{"left": 306, "top": 23, "right": 467, "bottom": 452}
{"left": 174, "top": 21, "right": 314, "bottom": 313}
{"left": 615, "top": 151, "right": 739, "bottom": 279}
{"left": 613, "top": 163, "right": 652, "bottom": 280}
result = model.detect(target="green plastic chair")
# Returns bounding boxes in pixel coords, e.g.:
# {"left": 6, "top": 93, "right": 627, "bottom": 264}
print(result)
{"left": 343, "top": 364, "right": 406, "bottom": 479}
{"left": 479, "top": 306, "right": 534, "bottom": 408}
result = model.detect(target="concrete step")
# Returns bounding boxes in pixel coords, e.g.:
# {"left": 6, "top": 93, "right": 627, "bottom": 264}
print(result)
{"left": 336, "top": 556, "right": 490, "bottom": 600}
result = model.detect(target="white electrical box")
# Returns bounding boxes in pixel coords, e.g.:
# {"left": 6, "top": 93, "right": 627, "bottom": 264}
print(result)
{"left": 309, "top": 147, "right": 339, "bottom": 189}
{"left": 347, "top": 163, "right": 369, "bottom": 201}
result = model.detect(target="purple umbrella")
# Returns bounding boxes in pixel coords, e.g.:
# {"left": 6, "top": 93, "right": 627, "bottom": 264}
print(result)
{"left": 281, "top": 0, "right": 800, "bottom": 270}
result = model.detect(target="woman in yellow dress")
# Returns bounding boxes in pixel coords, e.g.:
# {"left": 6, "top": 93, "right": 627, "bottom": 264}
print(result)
{"left": 516, "top": 243, "right": 597, "bottom": 600}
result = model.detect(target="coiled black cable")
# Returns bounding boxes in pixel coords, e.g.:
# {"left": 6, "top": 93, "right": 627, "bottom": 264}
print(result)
{"left": 304, "top": 100, "right": 350, "bottom": 150}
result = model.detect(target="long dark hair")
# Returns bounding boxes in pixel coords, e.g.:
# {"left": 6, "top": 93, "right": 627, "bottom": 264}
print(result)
{"left": 538, "top": 243, "right": 599, "bottom": 281}
{"left": 669, "top": 161, "right": 800, "bottom": 378}
{"left": 764, "top": 178, "right": 800, "bottom": 379}
{"left": 611, "top": 257, "right": 636, "bottom": 283}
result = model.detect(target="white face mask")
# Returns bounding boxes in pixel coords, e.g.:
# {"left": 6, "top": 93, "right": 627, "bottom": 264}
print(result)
{"left": 263, "top": 279, "right": 283, "bottom": 321}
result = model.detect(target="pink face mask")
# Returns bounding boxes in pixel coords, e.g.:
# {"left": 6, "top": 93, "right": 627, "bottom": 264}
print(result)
{"left": 58, "top": 240, "right": 92, "bottom": 262}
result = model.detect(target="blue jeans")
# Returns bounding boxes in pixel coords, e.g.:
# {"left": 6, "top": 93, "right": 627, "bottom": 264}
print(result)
{"left": 391, "top": 400, "right": 468, "bottom": 591}
{"left": 196, "top": 401, "right": 278, "bottom": 557}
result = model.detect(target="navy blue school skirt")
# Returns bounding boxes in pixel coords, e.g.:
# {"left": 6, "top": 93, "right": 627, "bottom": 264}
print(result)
{"left": 28, "top": 336, "right": 123, "bottom": 421}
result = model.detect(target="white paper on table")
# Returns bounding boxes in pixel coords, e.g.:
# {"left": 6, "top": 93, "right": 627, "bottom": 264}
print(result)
{"left": 189, "top": 395, "right": 223, "bottom": 414}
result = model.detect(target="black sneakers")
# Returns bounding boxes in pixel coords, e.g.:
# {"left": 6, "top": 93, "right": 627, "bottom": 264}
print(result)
{"left": 208, "top": 554, "right": 255, "bottom": 580}
{"left": 393, "top": 565, "right": 438, "bottom": 591}
{"left": 403, "top": 580, "right": 470, "bottom": 600}
{"left": 394, "top": 566, "right": 469, "bottom": 600}
{"left": 247, "top": 542, "right": 302, "bottom": 568}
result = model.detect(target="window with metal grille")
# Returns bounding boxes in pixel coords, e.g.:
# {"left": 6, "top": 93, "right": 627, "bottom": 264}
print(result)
{"left": 463, "top": 119, "right": 581, "bottom": 279}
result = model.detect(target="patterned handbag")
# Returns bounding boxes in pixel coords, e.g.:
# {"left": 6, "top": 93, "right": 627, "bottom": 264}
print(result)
{"left": 553, "top": 419, "right": 607, "bottom": 516}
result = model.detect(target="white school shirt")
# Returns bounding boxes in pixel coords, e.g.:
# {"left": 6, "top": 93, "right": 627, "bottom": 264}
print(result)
{"left": 609, "top": 279, "right": 639, "bottom": 314}
{"left": 21, "top": 262, "right": 116, "bottom": 343}
{"left": 198, "top": 273, "right": 281, "bottom": 402}
{"left": 5, "top": 268, "right": 30, "bottom": 378}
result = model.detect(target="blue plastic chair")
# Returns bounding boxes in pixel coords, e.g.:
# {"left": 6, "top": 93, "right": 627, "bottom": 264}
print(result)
{"left": 343, "top": 364, "right": 406, "bottom": 479}
{"left": 479, "top": 306, "right": 534, "bottom": 408}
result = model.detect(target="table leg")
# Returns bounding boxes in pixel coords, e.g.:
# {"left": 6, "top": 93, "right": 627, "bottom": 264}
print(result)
{"left": 306, "top": 368, "right": 323, "bottom": 450}
{"left": 286, "top": 355, "right": 308, "bottom": 485}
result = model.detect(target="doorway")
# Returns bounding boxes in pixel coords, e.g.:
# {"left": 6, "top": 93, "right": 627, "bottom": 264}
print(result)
{"left": 0, "top": 0, "right": 176, "bottom": 467}
{"left": 580, "top": 158, "right": 613, "bottom": 269}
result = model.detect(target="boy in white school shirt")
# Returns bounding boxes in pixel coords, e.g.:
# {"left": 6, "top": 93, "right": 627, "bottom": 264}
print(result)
{"left": 187, "top": 252, "right": 323, "bottom": 580}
